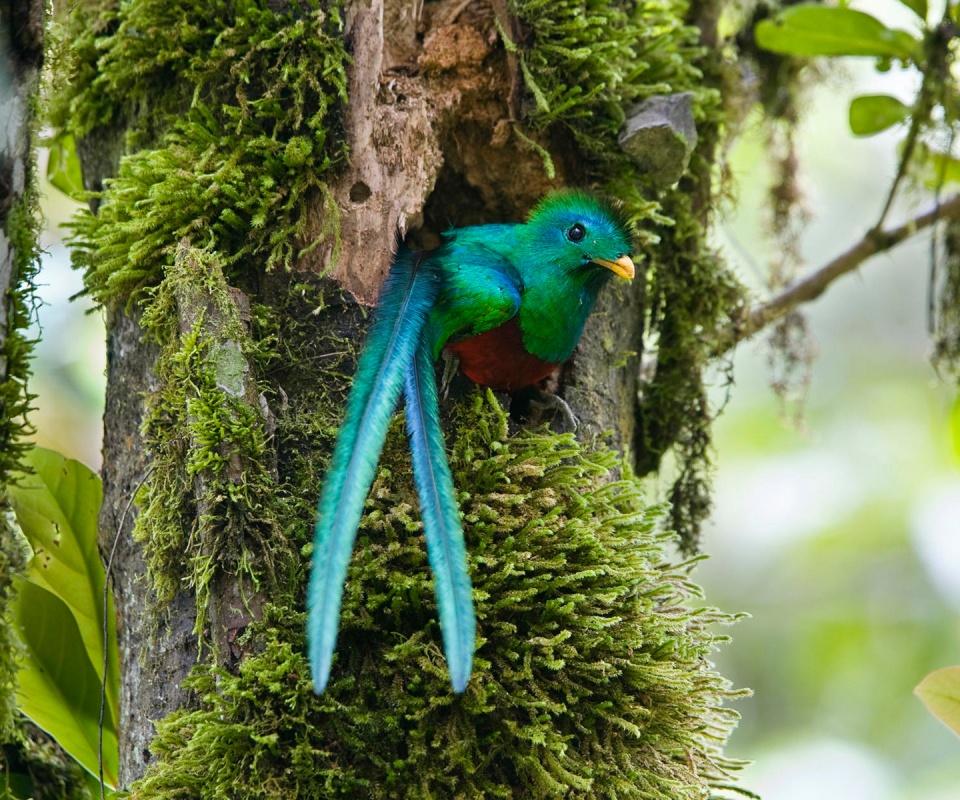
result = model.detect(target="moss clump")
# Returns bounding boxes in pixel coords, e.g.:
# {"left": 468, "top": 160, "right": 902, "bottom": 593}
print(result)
{"left": 135, "top": 245, "right": 292, "bottom": 631}
{"left": 511, "top": 0, "right": 706, "bottom": 161}
{"left": 0, "top": 173, "right": 41, "bottom": 487}
{"left": 131, "top": 391, "right": 742, "bottom": 799}
{"left": 56, "top": 0, "right": 349, "bottom": 308}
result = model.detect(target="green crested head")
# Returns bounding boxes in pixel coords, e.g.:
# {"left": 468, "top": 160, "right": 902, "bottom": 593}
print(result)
{"left": 523, "top": 189, "right": 636, "bottom": 284}
{"left": 507, "top": 189, "right": 636, "bottom": 364}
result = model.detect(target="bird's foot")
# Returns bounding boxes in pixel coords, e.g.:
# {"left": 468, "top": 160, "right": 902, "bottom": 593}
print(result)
{"left": 530, "top": 393, "right": 579, "bottom": 432}
{"left": 440, "top": 351, "right": 460, "bottom": 399}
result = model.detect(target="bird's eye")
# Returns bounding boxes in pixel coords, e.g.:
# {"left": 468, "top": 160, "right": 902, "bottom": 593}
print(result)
{"left": 567, "top": 224, "right": 586, "bottom": 243}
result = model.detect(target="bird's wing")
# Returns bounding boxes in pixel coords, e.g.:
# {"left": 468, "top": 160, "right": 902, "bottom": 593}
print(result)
{"left": 403, "top": 334, "right": 475, "bottom": 692}
{"left": 308, "top": 246, "right": 441, "bottom": 692}
{"left": 426, "top": 239, "right": 523, "bottom": 356}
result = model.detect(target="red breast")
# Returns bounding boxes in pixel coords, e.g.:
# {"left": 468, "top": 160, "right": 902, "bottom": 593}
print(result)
{"left": 444, "top": 319, "right": 558, "bottom": 392}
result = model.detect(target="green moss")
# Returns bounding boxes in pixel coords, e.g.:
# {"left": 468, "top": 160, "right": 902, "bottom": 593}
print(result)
{"left": 57, "top": 0, "right": 349, "bottom": 308}
{"left": 1, "top": 95, "right": 41, "bottom": 771}
{"left": 0, "top": 168, "right": 41, "bottom": 486}
{"left": 637, "top": 225, "right": 745, "bottom": 553}
{"left": 510, "top": 0, "right": 706, "bottom": 162}
{"left": 132, "top": 391, "right": 742, "bottom": 799}
{"left": 135, "top": 245, "right": 293, "bottom": 631}
{"left": 52, "top": 3, "right": 746, "bottom": 793}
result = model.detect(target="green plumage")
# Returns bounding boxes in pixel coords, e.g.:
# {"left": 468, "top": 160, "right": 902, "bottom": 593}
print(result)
{"left": 308, "top": 190, "right": 634, "bottom": 693}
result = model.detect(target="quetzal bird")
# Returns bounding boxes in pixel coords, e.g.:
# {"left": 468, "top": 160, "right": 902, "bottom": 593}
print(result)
{"left": 308, "top": 190, "right": 635, "bottom": 693}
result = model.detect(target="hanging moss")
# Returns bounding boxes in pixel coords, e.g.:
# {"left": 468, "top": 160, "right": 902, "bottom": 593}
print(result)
{"left": 55, "top": 0, "right": 349, "bottom": 308}
{"left": 0, "top": 110, "right": 90, "bottom": 800}
{"left": 508, "top": 0, "right": 747, "bottom": 550}
{"left": 1, "top": 195, "right": 40, "bottom": 772}
{"left": 132, "top": 391, "right": 742, "bottom": 800}
{"left": 1, "top": 92, "right": 42, "bottom": 786}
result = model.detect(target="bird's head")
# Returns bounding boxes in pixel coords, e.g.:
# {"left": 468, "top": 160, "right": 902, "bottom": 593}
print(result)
{"left": 524, "top": 190, "right": 636, "bottom": 284}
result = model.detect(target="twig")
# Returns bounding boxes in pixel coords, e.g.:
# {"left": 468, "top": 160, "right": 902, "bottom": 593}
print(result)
{"left": 875, "top": 2, "right": 951, "bottom": 230}
{"left": 715, "top": 192, "right": 960, "bottom": 355}
{"left": 99, "top": 466, "right": 154, "bottom": 799}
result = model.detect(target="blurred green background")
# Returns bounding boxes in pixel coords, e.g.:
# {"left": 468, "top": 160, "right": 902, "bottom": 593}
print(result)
{"left": 695, "top": 1, "right": 960, "bottom": 794}
{"left": 26, "top": 3, "right": 959, "bottom": 794}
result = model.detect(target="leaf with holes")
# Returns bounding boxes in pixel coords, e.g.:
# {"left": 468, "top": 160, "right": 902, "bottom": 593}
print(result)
{"left": 916, "top": 666, "right": 960, "bottom": 737}
{"left": 849, "top": 94, "right": 911, "bottom": 136}
{"left": 755, "top": 5, "right": 920, "bottom": 60}
{"left": 7, "top": 448, "right": 119, "bottom": 783}
{"left": 12, "top": 579, "right": 119, "bottom": 787}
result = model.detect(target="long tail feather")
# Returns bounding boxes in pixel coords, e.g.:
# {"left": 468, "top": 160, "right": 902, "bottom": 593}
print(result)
{"left": 403, "top": 336, "right": 476, "bottom": 693}
{"left": 308, "top": 248, "right": 439, "bottom": 692}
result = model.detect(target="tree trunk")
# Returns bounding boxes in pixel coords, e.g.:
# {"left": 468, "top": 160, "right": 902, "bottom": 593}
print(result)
{"left": 60, "top": 0, "right": 740, "bottom": 795}
{"left": 0, "top": 0, "right": 43, "bottom": 476}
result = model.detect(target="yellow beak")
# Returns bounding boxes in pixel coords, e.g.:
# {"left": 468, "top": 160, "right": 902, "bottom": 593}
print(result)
{"left": 590, "top": 254, "right": 635, "bottom": 280}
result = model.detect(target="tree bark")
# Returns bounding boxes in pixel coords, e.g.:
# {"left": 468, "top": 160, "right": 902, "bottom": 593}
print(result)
{"left": 98, "top": 308, "right": 198, "bottom": 780}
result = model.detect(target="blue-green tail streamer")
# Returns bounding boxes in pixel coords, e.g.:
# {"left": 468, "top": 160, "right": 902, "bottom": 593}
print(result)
{"left": 307, "top": 249, "right": 440, "bottom": 692}
{"left": 403, "top": 336, "right": 475, "bottom": 692}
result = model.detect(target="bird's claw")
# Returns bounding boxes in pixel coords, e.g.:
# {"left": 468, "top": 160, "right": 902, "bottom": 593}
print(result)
{"left": 530, "top": 393, "right": 579, "bottom": 432}
{"left": 440, "top": 351, "right": 460, "bottom": 399}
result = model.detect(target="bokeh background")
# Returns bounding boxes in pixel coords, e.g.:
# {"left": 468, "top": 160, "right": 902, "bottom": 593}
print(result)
{"left": 25, "top": 1, "right": 959, "bottom": 795}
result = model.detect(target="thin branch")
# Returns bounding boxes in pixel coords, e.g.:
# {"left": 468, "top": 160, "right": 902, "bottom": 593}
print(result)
{"left": 100, "top": 466, "right": 153, "bottom": 799}
{"left": 875, "top": 2, "right": 951, "bottom": 229}
{"left": 716, "top": 192, "right": 960, "bottom": 355}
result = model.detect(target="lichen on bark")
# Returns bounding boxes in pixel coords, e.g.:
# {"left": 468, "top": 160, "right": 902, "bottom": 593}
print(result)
{"left": 134, "top": 244, "right": 293, "bottom": 655}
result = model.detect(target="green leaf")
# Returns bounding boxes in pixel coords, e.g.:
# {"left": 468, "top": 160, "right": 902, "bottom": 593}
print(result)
{"left": 915, "top": 666, "right": 960, "bottom": 736}
{"left": 755, "top": 5, "right": 920, "bottom": 60}
{"left": 45, "top": 133, "right": 86, "bottom": 202}
{"left": 848, "top": 94, "right": 911, "bottom": 136}
{"left": 7, "top": 449, "right": 116, "bottom": 701}
{"left": 7, "top": 448, "right": 119, "bottom": 785}
{"left": 916, "top": 144, "right": 960, "bottom": 188}
{"left": 12, "top": 579, "right": 119, "bottom": 787}
{"left": 898, "top": 0, "right": 927, "bottom": 21}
